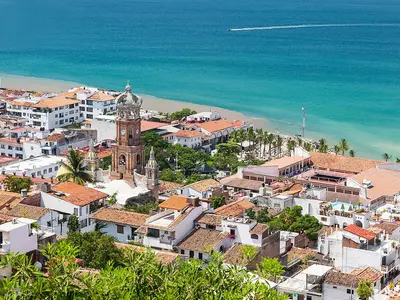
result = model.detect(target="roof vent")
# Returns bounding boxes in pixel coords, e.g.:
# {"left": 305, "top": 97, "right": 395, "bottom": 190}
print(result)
{"left": 362, "top": 179, "right": 372, "bottom": 188}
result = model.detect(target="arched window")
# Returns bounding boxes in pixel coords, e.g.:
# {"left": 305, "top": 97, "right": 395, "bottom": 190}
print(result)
{"left": 136, "top": 154, "right": 140, "bottom": 164}
{"left": 119, "top": 155, "right": 126, "bottom": 166}
{"left": 251, "top": 234, "right": 259, "bottom": 240}
{"left": 219, "top": 245, "right": 224, "bottom": 252}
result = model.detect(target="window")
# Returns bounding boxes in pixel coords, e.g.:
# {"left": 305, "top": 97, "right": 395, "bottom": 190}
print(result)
{"left": 180, "top": 249, "right": 184, "bottom": 254}
{"left": 87, "top": 100, "right": 93, "bottom": 106}
{"left": 147, "top": 228, "right": 160, "bottom": 238}
{"left": 81, "top": 100, "right": 86, "bottom": 105}
{"left": 74, "top": 208, "right": 79, "bottom": 216}
{"left": 55, "top": 121, "right": 58, "bottom": 125}
{"left": 87, "top": 114, "right": 93, "bottom": 119}
{"left": 206, "top": 224, "right": 216, "bottom": 230}
{"left": 8, "top": 146, "right": 12, "bottom": 150}
{"left": 86, "top": 206, "right": 89, "bottom": 214}
{"left": 49, "top": 168, "right": 52, "bottom": 173}
{"left": 189, "top": 251, "right": 194, "bottom": 258}
{"left": 80, "top": 218, "right": 88, "bottom": 228}
{"left": 230, "top": 229, "right": 235, "bottom": 236}
{"left": 80, "top": 107, "right": 85, "bottom": 111}
{"left": 0, "top": 145, "right": 4, "bottom": 149}
{"left": 79, "top": 207, "right": 83, "bottom": 216}
{"left": 86, "top": 107, "right": 93, "bottom": 112}
{"left": 43, "top": 169, "right": 47, "bottom": 174}
{"left": 321, "top": 217, "right": 327, "bottom": 222}
{"left": 60, "top": 120, "right": 64, "bottom": 125}
{"left": 37, "top": 171, "right": 41, "bottom": 176}
{"left": 251, "top": 234, "right": 259, "bottom": 240}
{"left": 306, "top": 296, "right": 312, "bottom": 300}
{"left": 117, "top": 225, "right": 124, "bottom": 234}
{"left": 198, "top": 252, "right": 203, "bottom": 260}
{"left": 346, "top": 289, "right": 351, "bottom": 294}
{"left": 55, "top": 166, "right": 59, "bottom": 171}
{"left": 333, "top": 286, "right": 337, "bottom": 289}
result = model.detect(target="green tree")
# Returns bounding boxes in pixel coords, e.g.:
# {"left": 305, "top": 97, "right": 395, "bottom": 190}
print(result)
{"left": 160, "top": 168, "right": 185, "bottom": 183}
{"left": 396, "top": 157, "right": 400, "bottom": 163}
{"left": 210, "top": 196, "right": 225, "bottom": 209}
{"left": 66, "top": 231, "right": 123, "bottom": 269}
{"left": 99, "top": 155, "right": 112, "bottom": 170}
{"left": 275, "top": 135, "right": 283, "bottom": 157}
{"left": 216, "top": 141, "right": 241, "bottom": 156}
{"left": 67, "top": 214, "right": 80, "bottom": 233}
{"left": 338, "top": 138, "right": 349, "bottom": 155}
{"left": 166, "top": 108, "right": 197, "bottom": 121}
{"left": 304, "top": 142, "right": 313, "bottom": 152}
{"left": 255, "top": 128, "right": 264, "bottom": 155}
{"left": 240, "top": 245, "right": 258, "bottom": 265}
{"left": 266, "top": 133, "right": 275, "bottom": 158}
{"left": 247, "top": 127, "right": 256, "bottom": 152}
{"left": 334, "top": 145, "right": 341, "bottom": 155}
{"left": 287, "top": 139, "right": 296, "bottom": 153}
{"left": 349, "top": 149, "right": 356, "bottom": 157}
{"left": 382, "top": 153, "right": 392, "bottom": 162}
{"left": 57, "top": 149, "right": 93, "bottom": 185}
{"left": 246, "top": 208, "right": 256, "bottom": 219}
{"left": 318, "top": 138, "right": 328, "bottom": 153}
{"left": 256, "top": 207, "right": 271, "bottom": 223}
{"left": 1, "top": 175, "right": 32, "bottom": 193}
{"left": 108, "top": 192, "right": 117, "bottom": 206}
{"left": 357, "top": 281, "right": 373, "bottom": 300}
{"left": 185, "top": 173, "right": 207, "bottom": 185}
{"left": 257, "top": 257, "right": 285, "bottom": 282}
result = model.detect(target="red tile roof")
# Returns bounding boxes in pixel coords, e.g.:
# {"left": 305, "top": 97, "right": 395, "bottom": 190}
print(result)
{"left": 196, "top": 120, "right": 234, "bottom": 133}
{"left": 344, "top": 224, "right": 377, "bottom": 241}
{"left": 141, "top": 121, "right": 167, "bottom": 132}
{"left": 50, "top": 182, "right": 108, "bottom": 206}
{"left": 90, "top": 208, "right": 148, "bottom": 227}
{"left": 174, "top": 130, "right": 202, "bottom": 138}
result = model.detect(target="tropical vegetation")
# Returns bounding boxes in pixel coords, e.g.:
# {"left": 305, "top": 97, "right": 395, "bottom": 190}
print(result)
{"left": 1, "top": 175, "right": 32, "bottom": 193}
{"left": 356, "top": 280, "right": 374, "bottom": 300}
{"left": 0, "top": 237, "right": 287, "bottom": 299}
{"left": 57, "top": 149, "right": 93, "bottom": 185}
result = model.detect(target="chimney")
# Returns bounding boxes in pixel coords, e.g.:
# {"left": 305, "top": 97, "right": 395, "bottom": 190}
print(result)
{"left": 188, "top": 195, "right": 199, "bottom": 207}
{"left": 40, "top": 182, "right": 51, "bottom": 193}
{"left": 21, "top": 189, "right": 28, "bottom": 198}
{"left": 5, "top": 203, "right": 11, "bottom": 210}
{"left": 12, "top": 218, "right": 17, "bottom": 224}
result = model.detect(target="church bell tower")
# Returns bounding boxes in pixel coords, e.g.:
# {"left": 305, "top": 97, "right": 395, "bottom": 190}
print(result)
{"left": 110, "top": 82, "right": 145, "bottom": 180}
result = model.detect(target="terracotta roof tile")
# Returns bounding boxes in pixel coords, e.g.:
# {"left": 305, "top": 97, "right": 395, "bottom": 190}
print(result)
{"left": 249, "top": 223, "right": 269, "bottom": 235}
{"left": 159, "top": 180, "right": 183, "bottom": 193}
{"left": 324, "top": 270, "right": 360, "bottom": 287}
{"left": 90, "top": 207, "right": 148, "bottom": 227}
{"left": 11, "top": 97, "right": 79, "bottom": 109}
{"left": 0, "top": 214, "right": 14, "bottom": 225}
{"left": 176, "top": 228, "right": 228, "bottom": 252}
{"left": 46, "top": 133, "right": 64, "bottom": 142}
{"left": 221, "top": 178, "right": 263, "bottom": 191}
{"left": 214, "top": 199, "right": 255, "bottom": 217}
{"left": 141, "top": 121, "right": 167, "bottom": 132}
{"left": 50, "top": 182, "right": 108, "bottom": 206}
{"left": 114, "top": 242, "right": 181, "bottom": 264}
{"left": 2, "top": 204, "right": 49, "bottom": 220}
{"left": 344, "top": 224, "right": 377, "bottom": 241}
{"left": 195, "top": 213, "right": 223, "bottom": 226}
{"left": 310, "top": 152, "right": 382, "bottom": 174}
{"left": 159, "top": 195, "right": 189, "bottom": 211}
{"left": 350, "top": 267, "right": 382, "bottom": 282}
{"left": 196, "top": 120, "right": 234, "bottom": 133}
{"left": 174, "top": 130, "right": 202, "bottom": 138}
{"left": 223, "top": 243, "right": 260, "bottom": 266}
{"left": 183, "top": 178, "right": 220, "bottom": 193}
{"left": 87, "top": 92, "right": 114, "bottom": 102}
{"left": 372, "top": 222, "right": 400, "bottom": 235}
{"left": 0, "top": 191, "right": 22, "bottom": 210}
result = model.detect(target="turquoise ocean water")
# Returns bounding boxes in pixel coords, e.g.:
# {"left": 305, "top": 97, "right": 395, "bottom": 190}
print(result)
{"left": 0, "top": 0, "right": 399, "bottom": 159}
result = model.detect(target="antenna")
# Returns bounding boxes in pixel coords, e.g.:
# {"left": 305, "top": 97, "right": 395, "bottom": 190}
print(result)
{"left": 302, "top": 107, "right": 306, "bottom": 138}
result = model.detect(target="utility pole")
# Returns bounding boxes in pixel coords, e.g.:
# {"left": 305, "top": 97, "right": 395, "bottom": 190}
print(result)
{"left": 302, "top": 106, "right": 306, "bottom": 138}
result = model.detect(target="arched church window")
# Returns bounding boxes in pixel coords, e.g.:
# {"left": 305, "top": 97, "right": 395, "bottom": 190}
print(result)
{"left": 129, "top": 128, "right": 133, "bottom": 138}
{"left": 119, "top": 155, "right": 126, "bottom": 166}
{"left": 137, "top": 154, "right": 140, "bottom": 164}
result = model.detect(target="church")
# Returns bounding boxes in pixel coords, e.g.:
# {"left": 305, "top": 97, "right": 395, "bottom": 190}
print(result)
{"left": 86, "top": 82, "right": 159, "bottom": 204}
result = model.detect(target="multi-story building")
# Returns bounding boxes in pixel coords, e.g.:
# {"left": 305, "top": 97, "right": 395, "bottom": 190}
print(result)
{"left": 40, "top": 182, "right": 108, "bottom": 235}
{"left": 1, "top": 155, "right": 64, "bottom": 178}
{"left": 6, "top": 96, "right": 82, "bottom": 130}
{"left": 163, "top": 129, "right": 202, "bottom": 149}
{"left": 63, "top": 87, "right": 116, "bottom": 120}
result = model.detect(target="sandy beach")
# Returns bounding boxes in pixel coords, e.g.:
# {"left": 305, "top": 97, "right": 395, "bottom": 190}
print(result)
{"left": 0, "top": 73, "right": 271, "bottom": 130}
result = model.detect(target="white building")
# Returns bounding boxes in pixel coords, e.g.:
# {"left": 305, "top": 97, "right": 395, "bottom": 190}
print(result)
{"left": 177, "top": 178, "right": 222, "bottom": 209}
{"left": 278, "top": 264, "right": 332, "bottom": 300}
{"left": 1, "top": 155, "right": 64, "bottom": 178}
{"left": 186, "top": 111, "right": 221, "bottom": 122}
{"left": 0, "top": 216, "right": 38, "bottom": 255}
{"left": 163, "top": 129, "right": 202, "bottom": 149}
{"left": 136, "top": 196, "right": 203, "bottom": 250}
{"left": 40, "top": 182, "right": 108, "bottom": 235}
{"left": 7, "top": 96, "right": 82, "bottom": 130}
{"left": 90, "top": 207, "right": 149, "bottom": 243}
{"left": 323, "top": 267, "right": 382, "bottom": 300}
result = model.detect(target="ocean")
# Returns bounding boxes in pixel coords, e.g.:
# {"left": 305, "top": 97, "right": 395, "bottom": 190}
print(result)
{"left": 0, "top": 0, "right": 399, "bottom": 159}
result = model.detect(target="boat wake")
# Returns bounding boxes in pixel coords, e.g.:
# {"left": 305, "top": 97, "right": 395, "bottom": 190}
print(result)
{"left": 229, "top": 23, "right": 400, "bottom": 32}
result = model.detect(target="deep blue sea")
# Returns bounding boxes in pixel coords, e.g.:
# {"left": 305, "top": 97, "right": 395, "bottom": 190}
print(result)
{"left": 0, "top": 0, "right": 400, "bottom": 159}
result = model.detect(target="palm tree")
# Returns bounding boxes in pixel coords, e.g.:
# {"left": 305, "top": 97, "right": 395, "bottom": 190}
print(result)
{"left": 349, "top": 150, "right": 355, "bottom": 157}
{"left": 262, "top": 131, "right": 269, "bottom": 157}
{"left": 266, "top": 133, "right": 275, "bottom": 158}
{"left": 382, "top": 153, "right": 392, "bottom": 162}
{"left": 247, "top": 128, "right": 256, "bottom": 152}
{"left": 318, "top": 138, "right": 328, "bottom": 153}
{"left": 334, "top": 145, "right": 341, "bottom": 155}
{"left": 287, "top": 139, "right": 296, "bottom": 153}
{"left": 338, "top": 138, "right": 349, "bottom": 156}
{"left": 57, "top": 149, "right": 93, "bottom": 185}
{"left": 275, "top": 135, "right": 283, "bottom": 157}
{"left": 235, "top": 129, "right": 246, "bottom": 157}
{"left": 396, "top": 157, "right": 400, "bottom": 163}
{"left": 255, "top": 128, "right": 264, "bottom": 155}
{"left": 304, "top": 142, "right": 313, "bottom": 152}
{"left": 296, "top": 137, "right": 303, "bottom": 147}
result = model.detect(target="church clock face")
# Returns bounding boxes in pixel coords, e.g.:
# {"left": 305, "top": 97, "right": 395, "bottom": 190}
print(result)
{"left": 121, "top": 129, "right": 126, "bottom": 136}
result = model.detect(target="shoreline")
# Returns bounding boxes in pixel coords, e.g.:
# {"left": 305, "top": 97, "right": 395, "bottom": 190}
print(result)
{"left": 0, "top": 73, "right": 271, "bottom": 131}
